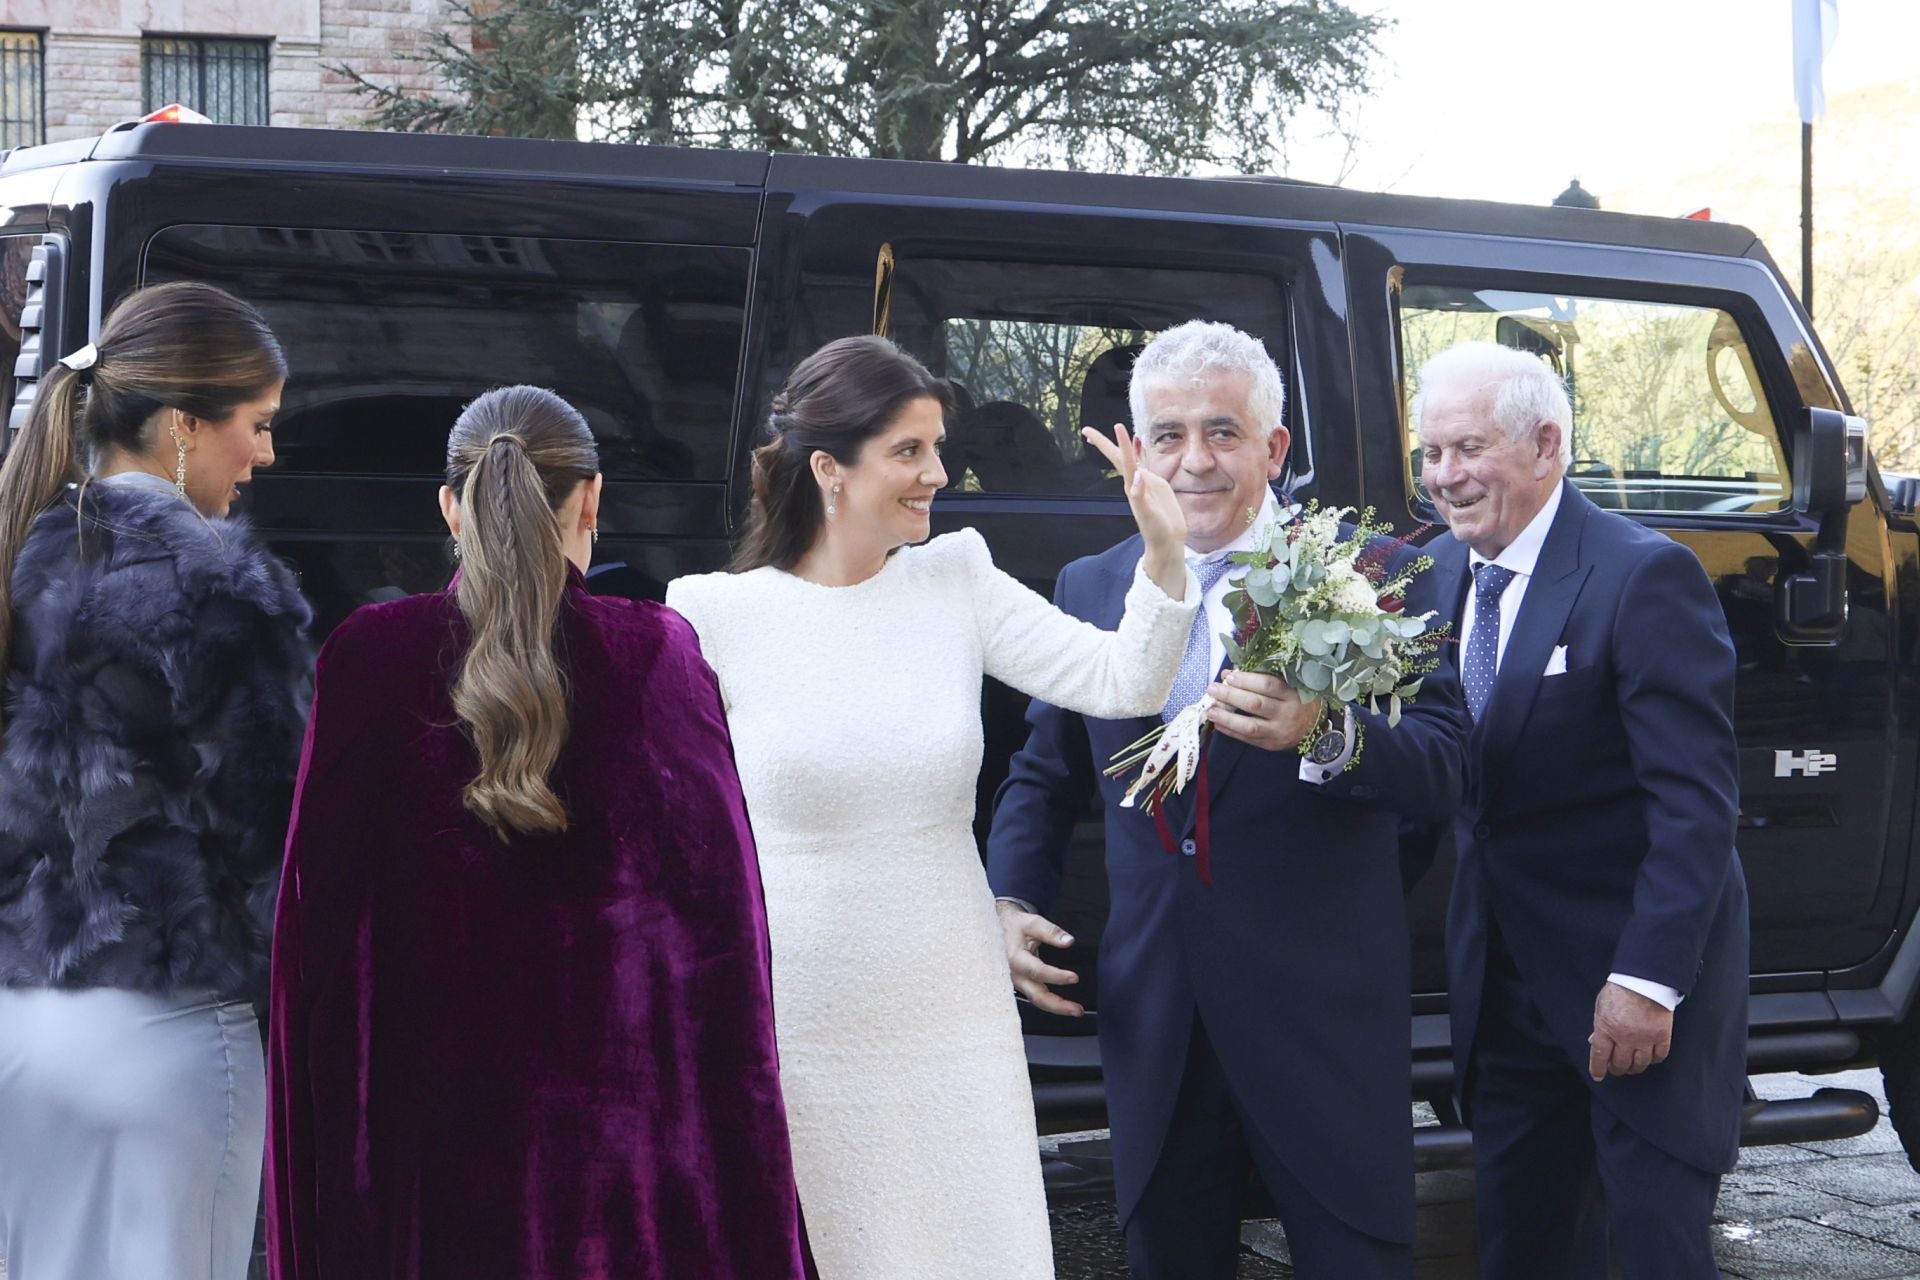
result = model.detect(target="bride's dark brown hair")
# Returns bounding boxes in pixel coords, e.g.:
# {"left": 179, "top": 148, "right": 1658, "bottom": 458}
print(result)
{"left": 731, "top": 336, "right": 949, "bottom": 573}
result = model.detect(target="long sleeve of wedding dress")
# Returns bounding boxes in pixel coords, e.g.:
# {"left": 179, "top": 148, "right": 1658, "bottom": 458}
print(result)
{"left": 953, "top": 528, "right": 1199, "bottom": 718}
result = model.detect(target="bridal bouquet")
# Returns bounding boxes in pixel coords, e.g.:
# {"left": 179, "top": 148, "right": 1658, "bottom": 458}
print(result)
{"left": 1107, "top": 504, "right": 1447, "bottom": 817}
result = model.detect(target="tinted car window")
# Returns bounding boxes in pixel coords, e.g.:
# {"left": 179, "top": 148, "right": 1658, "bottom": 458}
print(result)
{"left": 883, "top": 257, "right": 1293, "bottom": 497}
{"left": 144, "top": 226, "right": 750, "bottom": 481}
{"left": 1400, "top": 283, "right": 1789, "bottom": 515}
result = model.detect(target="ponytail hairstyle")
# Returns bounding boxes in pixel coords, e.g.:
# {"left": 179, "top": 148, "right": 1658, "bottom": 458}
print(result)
{"left": 0, "top": 281, "right": 285, "bottom": 728}
{"left": 444, "top": 385, "right": 600, "bottom": 841}
{"left": 731, "top": 335, "right": 949, "bottom": 572}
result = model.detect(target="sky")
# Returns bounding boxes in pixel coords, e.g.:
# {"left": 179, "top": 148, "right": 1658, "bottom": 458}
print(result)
{"left": 1276, "top": 0, "right": 1920, "bottom": 236}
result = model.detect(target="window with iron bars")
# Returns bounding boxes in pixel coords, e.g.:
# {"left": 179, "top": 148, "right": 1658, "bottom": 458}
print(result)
{"left": 0, "top": 31, "right": 44, "bottom": 150}
{"left": 143, "top": 36, "right": 269, "bottom": 126}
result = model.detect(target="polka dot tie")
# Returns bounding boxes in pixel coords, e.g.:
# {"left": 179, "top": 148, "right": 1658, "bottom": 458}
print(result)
{"left": 1464, "top": 562, "right": 1516, "bottom": 722}
{"left": 1161, "top": 557, "right": 1237, "bottom": 723}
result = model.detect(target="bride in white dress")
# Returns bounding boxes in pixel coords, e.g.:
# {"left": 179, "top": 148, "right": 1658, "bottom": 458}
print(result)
{"left": 667, "top": 336, "right": 1197, "bottom": 1279}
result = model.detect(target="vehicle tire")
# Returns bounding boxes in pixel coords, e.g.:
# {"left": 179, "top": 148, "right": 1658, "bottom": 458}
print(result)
{"left": 1879, "top": 1012, "right": 1920, "bottom": 1174}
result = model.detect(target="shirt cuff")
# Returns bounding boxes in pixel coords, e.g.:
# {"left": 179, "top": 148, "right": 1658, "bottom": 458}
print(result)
{"left": 1298, "top": 707, "right": 1356, "bottom": 785}
{"left": 1607, "top": 972, "right": 1684, "bottom": 1010}
{"left": 995, "top": 896, "right": 1037, "bottom": 914}
{"left": 1133, "top": 557, "right": 1203, "bottom": 609}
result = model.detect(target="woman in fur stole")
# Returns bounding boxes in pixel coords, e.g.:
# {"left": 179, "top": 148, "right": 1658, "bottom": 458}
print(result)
{"left": 0, "top": 282, "right": 313, "bottom": 1280}
{"left": 265, "top": 386, "right": 810, "bottom": 1280}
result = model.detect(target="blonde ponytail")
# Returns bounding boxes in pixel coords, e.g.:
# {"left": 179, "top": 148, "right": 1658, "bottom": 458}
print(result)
{"left": 444, "top": 388, "right": 600, "bottom": 841}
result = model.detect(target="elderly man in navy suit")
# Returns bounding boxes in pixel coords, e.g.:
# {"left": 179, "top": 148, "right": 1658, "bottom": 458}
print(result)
{"left": 1414, "top": 341, "right": 1748, "bottom": 1280}
{"left": 987, "top": 321, "right": 1468, "bottom": 1280}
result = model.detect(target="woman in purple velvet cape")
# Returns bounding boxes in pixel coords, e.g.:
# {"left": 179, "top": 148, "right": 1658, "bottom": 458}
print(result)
{"left": 265, "top": 386, "right": 808, "bottom": 1280}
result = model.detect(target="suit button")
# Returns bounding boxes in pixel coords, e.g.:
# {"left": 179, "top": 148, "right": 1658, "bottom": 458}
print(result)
{"left": 1474, "top": 823, "right": 1491, "bottom": 840}
{"left": 1180, "top": 838, "right": 1197, "bottom": 856}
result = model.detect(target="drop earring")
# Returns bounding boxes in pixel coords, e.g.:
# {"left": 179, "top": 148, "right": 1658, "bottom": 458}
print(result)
{"left": 590, "top": 525, "right": 599, "bottom": 544}
{"left": 170, "top": 428, "right": 187, "bottom": 499}
{"left": 827, "top": 482, "right": 841, "bottom": 516}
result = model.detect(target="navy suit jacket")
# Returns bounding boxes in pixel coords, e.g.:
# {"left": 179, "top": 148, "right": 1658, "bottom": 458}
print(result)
{"left": 1433, "top": 481, "right": 1750, "bottom": 1175}
{"left": 986, "top": 525, "right": 1468, "bottom": 1243}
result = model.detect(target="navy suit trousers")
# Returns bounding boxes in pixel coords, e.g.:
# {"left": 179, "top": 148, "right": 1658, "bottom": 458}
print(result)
{"left": 1469, "top": 933, "right": 1723, "bottom": 1280}
{"left": 1124, "top": 1015, "right": 1411, "bottom": 1280}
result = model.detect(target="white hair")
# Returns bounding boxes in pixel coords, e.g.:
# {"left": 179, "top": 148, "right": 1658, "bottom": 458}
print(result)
{"left": 1128, "top": 320, "right": 1287, "bottom": 438}
{"left": 1412, "top": 340, "right": 1573, "bottom": 467}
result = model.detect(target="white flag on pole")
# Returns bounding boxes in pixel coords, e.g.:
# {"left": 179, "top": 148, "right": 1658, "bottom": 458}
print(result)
{"left": 1793, "top": 0, "right": 1839, "bottom": 123}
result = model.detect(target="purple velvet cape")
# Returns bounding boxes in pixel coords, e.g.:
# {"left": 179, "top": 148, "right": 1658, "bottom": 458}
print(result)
{"left": 266, "top": 572, "right": 809, "bottom": 1279}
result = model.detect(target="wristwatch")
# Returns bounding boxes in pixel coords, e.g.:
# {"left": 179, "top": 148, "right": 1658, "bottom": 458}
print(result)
{"left": 1307, "top": 719, "right": 1348, "bottom": 766}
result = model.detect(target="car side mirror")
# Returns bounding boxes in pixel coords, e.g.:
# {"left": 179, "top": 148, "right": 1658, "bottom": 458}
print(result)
{"left": 1778, "top": 407, "right": 1870, "bottom": 644}
{"left": 1793, "top": 406, "right": 1869, "bottom": 516}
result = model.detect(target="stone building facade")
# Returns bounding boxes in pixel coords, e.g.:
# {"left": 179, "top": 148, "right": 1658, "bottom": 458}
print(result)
{"left": 0, "top": 0, "right": 465, "bottom": 145}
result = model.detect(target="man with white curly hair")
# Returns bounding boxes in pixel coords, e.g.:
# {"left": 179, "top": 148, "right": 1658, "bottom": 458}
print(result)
{"left": 990, "top": 320, "right": 1468, "bottom": 1278}
{"left": 1415, "top": 340, "right": 1747, "bottom": 1280}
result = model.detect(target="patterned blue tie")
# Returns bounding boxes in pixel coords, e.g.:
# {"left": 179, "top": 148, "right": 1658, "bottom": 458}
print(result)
{"left": 1464, "top": 562, "right": 1516, "bottom": 721}
{"left": 1161, "top": 557, "right": 1237, "bottom": 723}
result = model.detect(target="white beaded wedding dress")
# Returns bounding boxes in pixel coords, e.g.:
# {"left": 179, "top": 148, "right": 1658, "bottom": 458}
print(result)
{"left": 667, "top": 529, "right": 1195, "bottom": 1280}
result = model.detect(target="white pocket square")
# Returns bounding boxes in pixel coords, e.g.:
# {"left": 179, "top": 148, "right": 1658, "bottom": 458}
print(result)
{"left": 1543, "top": 645, "right": 1569, "bottom": 677}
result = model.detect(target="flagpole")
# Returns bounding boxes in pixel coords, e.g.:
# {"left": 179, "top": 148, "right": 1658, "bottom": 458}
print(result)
{"left": 1801, "top": 120, "right": 1814, "bottom": 318}
{"left": 1792, "top": 0, "right": 1836, "bottom": 320}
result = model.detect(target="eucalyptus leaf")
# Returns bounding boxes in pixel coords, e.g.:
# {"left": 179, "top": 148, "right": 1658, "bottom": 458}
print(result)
{"left": 1297, "top": 659, "right": 1330, "bottom": 692}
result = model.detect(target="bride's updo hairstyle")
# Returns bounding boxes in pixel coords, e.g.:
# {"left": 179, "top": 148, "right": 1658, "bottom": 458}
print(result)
{"left": 731, "top": 335, "right": 949, "bottom": 572}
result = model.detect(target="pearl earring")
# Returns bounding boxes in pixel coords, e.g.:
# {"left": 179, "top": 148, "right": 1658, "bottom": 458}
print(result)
{"left": 827, "top": 482, "right": 841, "bottom": 516}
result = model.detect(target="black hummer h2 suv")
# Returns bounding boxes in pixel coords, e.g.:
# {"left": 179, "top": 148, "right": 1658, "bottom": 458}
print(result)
{"left": 1, "top": 121, "right": 1910, "bottom": 1193}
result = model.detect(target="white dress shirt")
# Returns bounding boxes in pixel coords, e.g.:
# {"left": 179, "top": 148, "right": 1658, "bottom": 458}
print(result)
{"left": 1463, "top": 483, "right": 1682, "bottom": 1013}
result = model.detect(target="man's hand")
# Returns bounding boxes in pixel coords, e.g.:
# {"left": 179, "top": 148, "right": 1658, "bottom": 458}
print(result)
{"left": 1588, "top": 980, "right": 1674, "bottom": 1081}
{"left": 1204, "top": 670, "right": 1320, "bottom": 752}
{"left": 997, "top": 900, "right": 1084, "bottom": 1017}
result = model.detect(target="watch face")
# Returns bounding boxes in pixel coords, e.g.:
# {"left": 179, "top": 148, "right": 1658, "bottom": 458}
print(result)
{"left": 1310, "top": 728, "right": 1347, "bottom": 764}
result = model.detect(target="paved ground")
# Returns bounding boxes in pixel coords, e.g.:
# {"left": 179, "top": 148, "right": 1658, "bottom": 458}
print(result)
{"left": 1051, "top": 1070, "right": 1920, "bottom": 1279}
{"left": 6, "top": 1069, "right": 1917, "bottom": 1279}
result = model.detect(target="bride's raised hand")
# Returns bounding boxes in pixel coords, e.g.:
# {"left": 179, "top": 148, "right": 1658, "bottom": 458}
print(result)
{"left": 1082, "top": 423, "right": 1189, "bottom": 599}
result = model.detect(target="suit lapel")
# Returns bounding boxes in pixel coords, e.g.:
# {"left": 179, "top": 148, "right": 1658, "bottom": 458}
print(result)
{"left": 1190, "top": 657, "right": 1250, "bottom": 832}
{"left": 1431, "top": 540, "right": 1470, "bottom": 639}
{"left": 1474, "top": 482, "right": 1596, "bottom": 804}
{"left": 1091, "top": 549, "right": 1188, "bottom": 826}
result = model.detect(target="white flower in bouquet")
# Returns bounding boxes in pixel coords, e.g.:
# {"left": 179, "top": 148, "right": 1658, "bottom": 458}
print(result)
{"left": 1331, "top": 572, "right": 1381, "bottom": 616}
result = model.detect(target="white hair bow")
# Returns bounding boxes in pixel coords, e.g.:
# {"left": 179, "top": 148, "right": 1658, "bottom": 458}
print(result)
{"left": 57, "top": 343, "right": 99, "bottom": 372}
